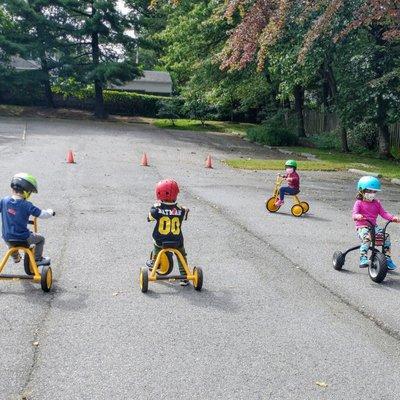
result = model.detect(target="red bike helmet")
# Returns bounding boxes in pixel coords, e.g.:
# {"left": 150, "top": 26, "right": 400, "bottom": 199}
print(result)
{"left": 155, "top": 179, "right": 180, "bottom": 202}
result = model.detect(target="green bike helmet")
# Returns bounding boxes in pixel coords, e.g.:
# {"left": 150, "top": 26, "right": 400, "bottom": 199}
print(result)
{"left": 357, "top": 176, "right": 381, "bottom": 191}
{"left": 11, "top": 173, "right": 38, "bottom": 198}
{"left": 285, "top": 159, "right": 297, "bottom": 168}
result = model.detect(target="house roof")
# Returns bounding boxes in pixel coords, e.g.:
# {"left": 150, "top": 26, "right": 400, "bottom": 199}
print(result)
{"left": 136, "top": 70, "right": 172, "bottom": 84}
{"left": 108, "top": 70, "right": 173, "bottom": 93}
{"left": 9, "top": 56, "right": 40, "bottom": 70}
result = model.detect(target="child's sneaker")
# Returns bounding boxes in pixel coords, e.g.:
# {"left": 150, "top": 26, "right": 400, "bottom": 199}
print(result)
{"left": 146, "top": 259, "right": 154, "bottom": 270}
{"left": 386, "top": 258, "right": 397, "bottom": 271}
{"left": 35, "top": 257, "right": 50, "bottom": 266}
{"left": 275, "top": 199, "right": 284, "bottom": 207}
{"left": 359, "top": 255, "right": 369, "bottom": 268}
{"left": 180, "top": 279, "right": 189, "bottom": 286}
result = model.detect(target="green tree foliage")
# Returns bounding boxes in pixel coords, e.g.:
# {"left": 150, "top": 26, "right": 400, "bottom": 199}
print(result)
{"left": 155, "top": 0, "right": 271, "bottom": 121}
{"left": 218, "top": 0, "right": 400, "bottom": 157}
{"left": 157, "top": 97, "right": 183, "bottom": 125}
{"left": 1, "top": 0, "right": 71, "bottom": 107}
{"left": 58, "top": 0, "right": 140, "bottom": 118}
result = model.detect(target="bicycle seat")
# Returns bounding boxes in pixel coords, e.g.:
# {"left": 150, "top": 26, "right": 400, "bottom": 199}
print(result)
{"left": 162, "top": 241, "right": 181, "bottom": 249}
{"left": 7, "top": 239, "right": 29, "bottom": 248}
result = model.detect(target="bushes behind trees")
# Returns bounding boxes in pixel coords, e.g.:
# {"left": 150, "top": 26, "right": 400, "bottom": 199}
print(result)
{"left": 246, "top": 112, "right": 299, "bottom": 146}
{"left": 0, "top": 82, "right": 176, "bottom": 118}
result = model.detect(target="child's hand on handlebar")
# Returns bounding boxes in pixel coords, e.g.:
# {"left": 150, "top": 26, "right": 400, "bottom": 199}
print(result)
{"left": 354, "top": 213, "right": 364, "bottom": 221}
{"left": 392, "top": 216, "right": 400, "bottom": 223}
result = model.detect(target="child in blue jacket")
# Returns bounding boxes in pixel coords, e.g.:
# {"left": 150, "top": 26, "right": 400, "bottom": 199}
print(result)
{"left": 0, "top": 173, "right": 55, "bottom": 265}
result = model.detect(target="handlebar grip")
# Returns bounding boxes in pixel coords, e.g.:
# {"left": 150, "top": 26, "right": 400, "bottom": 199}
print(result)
{"left": 52, "top": 211, "right": 56, "bottom": 216}
{"left": 28, "top": 220, "right": 34, "bottom": 225}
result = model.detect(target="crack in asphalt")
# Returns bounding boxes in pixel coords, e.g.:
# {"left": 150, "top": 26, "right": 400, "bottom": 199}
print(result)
{"left": 19, "top": 198, "right": 75, "bottom": 400}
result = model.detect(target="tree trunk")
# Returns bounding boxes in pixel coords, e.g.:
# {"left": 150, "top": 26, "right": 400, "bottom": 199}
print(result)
{"left": 377, "top": 94, "right": 391, "bottom": 158}
{"left": 34, "top": 3, "right": 55, "bottom": 109}
{"left": 322, "top": 74, "right": 331, "bottom": 131}
{"left": 324, "top": 62, "right": 349, "bottom": 152}
{"left": 40, "top": 58, "right": 55, "bottom": 108}
{"left": 293, "top": 85, "right": 305, "bottom": 137}
{"left": 91, "top": 30, "right": 106, "bottom": 119}
{"left": 371, "top": 26, "right": 391, "bottom": 158}
{"left": 340, "top": 126, "right": 349, "bottom": 153}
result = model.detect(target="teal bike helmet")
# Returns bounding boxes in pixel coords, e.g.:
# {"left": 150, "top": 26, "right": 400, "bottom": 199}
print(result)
{"left": 357, "top": 176, "right": 381, "bottom": 191}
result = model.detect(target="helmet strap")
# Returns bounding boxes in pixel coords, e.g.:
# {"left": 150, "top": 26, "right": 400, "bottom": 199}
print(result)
{"left": 22, "top": 191, "right": 31, "bottom": 200}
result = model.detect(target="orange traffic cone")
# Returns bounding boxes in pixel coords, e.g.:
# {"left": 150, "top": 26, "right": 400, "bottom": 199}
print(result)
{"left": 205, "top": 154, "right": 213, "bottom": 169}
{"left": 66, "top": 150, "right": 75, "bottom": 164}
{"left": 141, "top": 153, "right": 149, "bottom": 167}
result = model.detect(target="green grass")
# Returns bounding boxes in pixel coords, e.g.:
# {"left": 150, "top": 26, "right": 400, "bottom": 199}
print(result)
{"left": 225, "top": 147, "right": 400, "bottom": 179}
{"left": 152, "top": 118, "right": 255, "bottom": 135}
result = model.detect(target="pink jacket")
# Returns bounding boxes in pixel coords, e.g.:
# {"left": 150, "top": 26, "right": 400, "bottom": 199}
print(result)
{"left": 352, "top": 199, "right": 395, "bottom": 229}
{"left": 284, "top": 171, "right": 300, "bottom": 190}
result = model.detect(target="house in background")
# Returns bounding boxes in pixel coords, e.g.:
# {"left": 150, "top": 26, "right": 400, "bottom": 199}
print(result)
{"left": 9, "top": 56, "right": 40, "bottom": 71}
{"left": 109, "top": 70, "right": 172, "bottom": 96}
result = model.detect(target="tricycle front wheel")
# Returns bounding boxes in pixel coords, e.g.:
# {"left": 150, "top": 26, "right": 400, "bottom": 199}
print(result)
{"left": 266, "top": 197, "right": 279, "bottom": 212}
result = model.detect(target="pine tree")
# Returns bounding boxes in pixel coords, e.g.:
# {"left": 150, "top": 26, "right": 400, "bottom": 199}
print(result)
{"left": 1, "top": 0, "right": 69, "bottom": 107}
{"left": 59, "top": 0, "right": 140, "bottom": 118}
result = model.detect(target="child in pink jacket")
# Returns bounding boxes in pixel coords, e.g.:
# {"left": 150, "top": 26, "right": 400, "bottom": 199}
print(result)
{"left": 353, "top": 176, "right": 399, "bottom": 269}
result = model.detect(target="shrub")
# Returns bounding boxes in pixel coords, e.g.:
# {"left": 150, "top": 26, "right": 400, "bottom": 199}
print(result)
{"left": 54, "top": 88, "right": 175, "bottom": 117}
{"left": 157, "top": 97, "right": 184, "bottom": 125}
{"left": 348, "top": 122, "right": 378, "bottom": 151}
{"left": 308, "top": 130, "right": 341, "bottom": 150}
{"left": 246, "top": 113, "right": 298, "bottom": 146}
{"left": 184, "top": 98, "right": 216, "bottom": 127}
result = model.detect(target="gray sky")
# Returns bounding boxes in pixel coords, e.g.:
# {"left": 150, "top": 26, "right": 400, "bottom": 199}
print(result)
{"left": 117, "top": 0, "right": 129, "bottom": 15}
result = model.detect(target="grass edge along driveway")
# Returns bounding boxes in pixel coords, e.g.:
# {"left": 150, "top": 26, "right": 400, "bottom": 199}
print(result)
{"left": 224, "top": 147, "right": 400, "bottom": 180}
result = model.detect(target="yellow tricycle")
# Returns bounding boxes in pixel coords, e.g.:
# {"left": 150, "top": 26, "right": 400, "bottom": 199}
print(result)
{"left": 265, "top": 176, "right": 310, "bottom": 217}
{"left": 139, "top": 242, "right": 203, "bottom": 293}
{"left": 0, "top": 218, "right": 53, "bottom": 292}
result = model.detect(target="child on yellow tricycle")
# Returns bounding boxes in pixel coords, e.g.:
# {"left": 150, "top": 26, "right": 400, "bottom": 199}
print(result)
{"left": 265, "top": 160, "right": 309, "bottom": 217}
{"left": 139, "top": 179, "right": 203, "bottom": 293}
{"left": 0, "top": 173, "right": 55, "bottom": 292}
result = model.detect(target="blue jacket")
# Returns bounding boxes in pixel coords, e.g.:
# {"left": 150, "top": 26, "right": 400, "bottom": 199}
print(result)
{"left": 0, "top": 196, "right": 41, "bottom": 241}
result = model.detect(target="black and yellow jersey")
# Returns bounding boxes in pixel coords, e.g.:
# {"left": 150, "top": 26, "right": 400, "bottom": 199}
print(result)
{"left": 148, "top": 202, "right": 189, "bottom": 246}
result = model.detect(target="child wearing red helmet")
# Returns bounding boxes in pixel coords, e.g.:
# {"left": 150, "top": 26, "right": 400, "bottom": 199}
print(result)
{"left": 147, "top": 179, "right": 190, "bottom": 285}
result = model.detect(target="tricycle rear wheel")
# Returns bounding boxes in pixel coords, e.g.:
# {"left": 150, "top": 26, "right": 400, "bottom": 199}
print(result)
{"left": 332, "top": 251, "right": 345, "bottom": 270}
{"left": 300, "top": 202, "right": 309, "bottom": 213}
{"left": 291, "top": 204, "right": 303, "bottom": 217}
{"left": 140, "top": 267, "right": 149, "bottom": 292}
{"left": 193, "top": 267, "right": 203, "bottom": 291}
{"left": 41, "top": 265, "right": 52, "bottom": 292}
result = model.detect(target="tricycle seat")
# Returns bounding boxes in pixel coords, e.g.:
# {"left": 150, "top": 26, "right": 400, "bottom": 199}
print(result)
{"left": 7, "top": 239, "right": 29, "bottom": 248}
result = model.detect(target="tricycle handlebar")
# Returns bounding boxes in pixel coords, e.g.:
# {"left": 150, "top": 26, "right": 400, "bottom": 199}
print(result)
{"left": 363, "top": 218, "right": 392, "bottom": 231}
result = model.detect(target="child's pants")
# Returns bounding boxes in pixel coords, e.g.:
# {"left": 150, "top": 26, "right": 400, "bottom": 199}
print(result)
{"left": 6, "top": 233, "right": 45, "bottom": 261}
{"left": 153, "top": 244, "right": 187, "bottom": 275}
{"left": 279, "top": 187, "right": 299, "bottom": 200}
{"left": 357, "top": 227, "right": 391, "bottom": 258}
